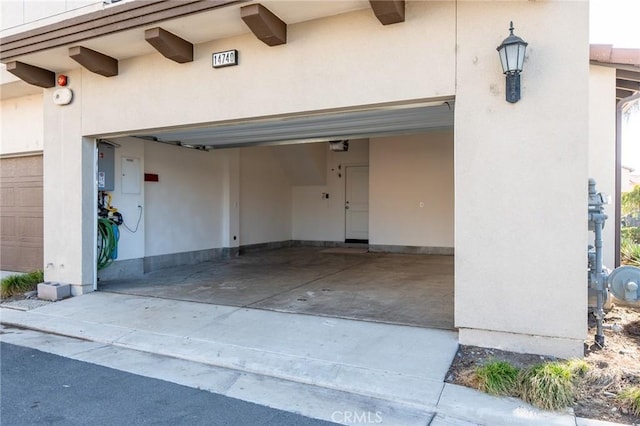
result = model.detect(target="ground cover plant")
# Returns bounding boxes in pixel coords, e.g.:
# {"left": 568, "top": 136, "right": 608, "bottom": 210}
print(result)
{"left": 446, "top": 305, "right": 640, "bottom": 424}
{"left": 0, "top": 271, "right": 43, "bottom": 299}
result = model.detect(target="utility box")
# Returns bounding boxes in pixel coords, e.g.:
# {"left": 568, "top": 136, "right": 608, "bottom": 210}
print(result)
{"left": 98, "top": 143, "right": 115, "bottom": 191}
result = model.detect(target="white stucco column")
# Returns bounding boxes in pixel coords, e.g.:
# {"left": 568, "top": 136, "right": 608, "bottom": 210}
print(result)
{"left": 42, "top": 68, "right": 95, "bottom": 295}
{"left": 454, "top": 2, "right": 589, "bottom": 358}
{"left": 588, "top": 65, "right": 617, "bottom": 269}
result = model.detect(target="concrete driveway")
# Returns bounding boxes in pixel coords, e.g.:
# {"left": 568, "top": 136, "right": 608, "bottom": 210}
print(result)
{"left": 99, "top": 247, "right": 454, "bottom": 329}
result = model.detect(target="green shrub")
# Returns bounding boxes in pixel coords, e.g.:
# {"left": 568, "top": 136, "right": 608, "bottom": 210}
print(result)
{"left": 621, "top": 227, "right": 640, "bottom": 244}
{"left": 621, "top": 237, "right": 640, "bottom": 267}
{"left": 475, "top": 360, "right": 519, "bottom": 396}
{"left": 617, "top": 386, "right": 640, "bottom": 416}
{"left": 517, "top": 362, "right": 575, "bottom": 410}
{"left": 0, "top": 270, "right": 44, "bottom": 299}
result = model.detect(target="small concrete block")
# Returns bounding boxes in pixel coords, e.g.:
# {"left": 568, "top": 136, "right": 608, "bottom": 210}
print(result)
{"left": 38, "top": 282, "right": 71, "bottom": 301}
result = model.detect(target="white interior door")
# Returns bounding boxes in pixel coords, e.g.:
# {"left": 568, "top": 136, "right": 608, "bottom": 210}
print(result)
{"left": 345, "top": 166, "right": 369, "bottom": 241}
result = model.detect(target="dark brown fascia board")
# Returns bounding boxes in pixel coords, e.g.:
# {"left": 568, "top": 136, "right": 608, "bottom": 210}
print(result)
{"left": 145, "top": 27, "right": 193, "bottom": 63}
{"left": 5, "top": 61, "right": 55, "bottom": 88}
{"left": 0, "top": 0, "right": 244, "bottom": 62}
{"left": 369, "top": 0, "right": 405, "bottom": 25}
{"left": 240, "top": 4, "right": 287, "bottom": 46}
{"left": 69, "top": 46, "right": 118, "bottom": 77}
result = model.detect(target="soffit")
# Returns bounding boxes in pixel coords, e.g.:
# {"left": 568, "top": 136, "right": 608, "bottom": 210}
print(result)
{"left": 590, "top": 44, "right": 640, "bottom": 103}
{"left": 0, "top": 1, "right": 370, "bottom": 71}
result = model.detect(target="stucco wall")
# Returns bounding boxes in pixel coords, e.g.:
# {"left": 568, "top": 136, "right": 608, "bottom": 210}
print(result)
{"left": 42, "top": 68, "right": 95, "bottom": 294}
{"left": 370, "top": 131, "right": 454, "bottom": 248}
{"left": 588, "top": 65, "right": 617, "bottom": 268}
{"left": 17, "top": 0, "right": 593, "bottom": 357}
{"left": 240, "top": 146, "right": 292, "bottom": 245}
{"left": 143, "top": 142, "right": 225, "bottom": 257}
{"left": 1, "top": 0, "right": 102, "bottom": 35}
{"left": 292, "top": 139, "right": 369, "bottom": 242}
{"left": 454, "top": 1, "right": 589, "bottom": 358}
{"left": 79, "top": 1, "right": 456, "bottom": 137}
{"left": 0, "top": 94, "right": 43, "bottom": 155}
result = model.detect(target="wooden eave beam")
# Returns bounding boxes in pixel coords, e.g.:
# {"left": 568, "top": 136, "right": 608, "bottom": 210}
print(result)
{"left": 369, "top": 0, "right": 405, "bottom": 25}
{"left": 616, "top": 79, "right": 640, "bottom": 92}
{"left": 145, "top": 27, "right": 193, "bottom": 63}
{"left": 0, "top": 0, "right": 241, "bottom": 61}
{"left": 617, "top": 69, "right": 640, "bottom": 83}
{"left": 617, "top": 88, "right": 635, "bottom": 99}
{"left": 69, "top": 46, "right": 118, "bottom": 77}
{"left": 240, "top": 4, "right": 286, "bottom": 46}
{"left": 5, "top": 61, "right": 55, "bottom": 88}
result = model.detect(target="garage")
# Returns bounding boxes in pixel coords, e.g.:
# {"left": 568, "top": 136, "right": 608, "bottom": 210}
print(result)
{"left": 95, "top": 102, "right": 455, "bottom": 328}
{"left": 0, "top": 154, "right": 43, "bottom": 272}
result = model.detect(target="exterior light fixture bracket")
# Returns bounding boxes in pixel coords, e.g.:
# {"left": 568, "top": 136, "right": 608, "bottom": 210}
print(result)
{"left": 497, "top": 21, "right": 528, "bottom": 103}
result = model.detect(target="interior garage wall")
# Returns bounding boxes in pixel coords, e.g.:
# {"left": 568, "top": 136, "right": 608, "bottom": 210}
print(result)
{"left": 99, "top": 138, "right": 145, "bottom": 262}
{"left": 240, "top": 146, "right": 292, "bottom": 245}
{"left": 1, "top": 94, "right": 43, "bottom": 155}
{"left": 292, "top": 139, "right": 369, "bottom": 242}
{"left": 369, "top": 131, "right": 454, "bottom": 248}
{"left": 144, "top": 142, "right": 225, "bottom": 257}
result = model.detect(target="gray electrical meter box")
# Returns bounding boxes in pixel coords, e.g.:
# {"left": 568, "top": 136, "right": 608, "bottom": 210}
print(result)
{"left": 97, "top": 143, "right": 115, "bottom": 191}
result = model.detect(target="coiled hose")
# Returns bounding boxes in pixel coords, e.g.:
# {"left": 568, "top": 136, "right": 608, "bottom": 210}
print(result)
{"left": 97, "top": 218, "right": 119, "bottom": 270}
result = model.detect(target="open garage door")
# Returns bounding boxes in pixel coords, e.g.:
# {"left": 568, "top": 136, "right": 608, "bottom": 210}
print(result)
{"left": 127, "top": 101, "right": 454, "bottom": 150}
{"left": 0, "top": 155, "right": 43, "bottom": 272}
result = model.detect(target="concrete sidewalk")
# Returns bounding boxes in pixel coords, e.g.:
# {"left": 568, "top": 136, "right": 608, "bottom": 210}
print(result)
{"left": 0, "top": 292, "right": 623, "bottom": 426}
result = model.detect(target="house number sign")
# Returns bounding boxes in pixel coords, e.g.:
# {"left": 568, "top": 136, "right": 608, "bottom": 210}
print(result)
{"left": 212, "top": 50, "right": 238, "bottom": 68}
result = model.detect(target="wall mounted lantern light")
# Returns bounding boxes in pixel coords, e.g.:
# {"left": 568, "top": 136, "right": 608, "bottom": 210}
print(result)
{"left": 497, "top": 21, "right": 528, "bottom": 103}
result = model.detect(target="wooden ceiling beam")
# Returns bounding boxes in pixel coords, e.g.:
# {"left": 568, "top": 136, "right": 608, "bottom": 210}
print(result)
{"left": 240, "top": 4, "right": 287, "bottom": 46}
{"left": 145, "top": 27, "right": 193, "bottom": 63}
{"left": 69, "top": 46, "right": 118, "bottom": 77}
{"left": 616, "top": 79, "right": 640, "bottom": 92}
{"left": 617, "top": 88, "right": 635, "bottom": 99}
{"left": 617, "top": 69, "right": 640, "bottom": 83}
{"left": 369, "top": 0, "right": 405, "bottom": 25}
{"left": 5, "top": 61, "right": 55, "bottom": 88}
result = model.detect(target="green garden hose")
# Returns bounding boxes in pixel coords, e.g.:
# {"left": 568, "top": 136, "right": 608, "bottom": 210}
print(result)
{"left": 97, "top": 218, "right": 119, "bottom": 270}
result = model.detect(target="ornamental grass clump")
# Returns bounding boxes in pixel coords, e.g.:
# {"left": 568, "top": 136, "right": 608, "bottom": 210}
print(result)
{"left": 617, "top": 386, "right": 640, "bottom": 416}
{"left": 475, "top": 360, "right": 519, "bottom": 396}
{"left": 517, "top": 362, "right": 575, "bottom": 410}
{"left": 0, "top": 270, "right": 43, "bottom": 299}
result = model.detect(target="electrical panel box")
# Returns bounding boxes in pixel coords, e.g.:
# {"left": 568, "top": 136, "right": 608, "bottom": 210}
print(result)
{"left": 97, "top": 143, "right": 115, "bottom": 191}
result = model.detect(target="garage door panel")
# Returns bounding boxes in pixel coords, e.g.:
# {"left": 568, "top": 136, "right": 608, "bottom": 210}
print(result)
{"left": 1, "top": 216, "right": 16, "bottom": 237}
{"left": 0, "top": 187, "right": 14, "bottom": 206}
{"left": 16, "top": 216, "right": 43, "bottom": 238}
{"left": 16, "top": 185, "right": 43, "bottom": 207}
{"left": 0, "top": 243, "right": 42, "bottom": 273}
{"left": 0, "top": 155, "right": 43, "bottom": 272}
{"left": 0, "top": 156, "right": 42, "bottom": 178}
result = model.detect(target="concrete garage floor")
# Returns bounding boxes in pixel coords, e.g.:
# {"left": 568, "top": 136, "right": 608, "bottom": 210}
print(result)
{"left": 99, "top": 247, "right": 454, "bottom": 329}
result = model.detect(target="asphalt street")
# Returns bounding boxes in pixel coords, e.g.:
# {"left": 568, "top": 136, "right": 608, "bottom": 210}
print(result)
{"left": 0, "top": 342, "right": 337, "bottom": 426}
